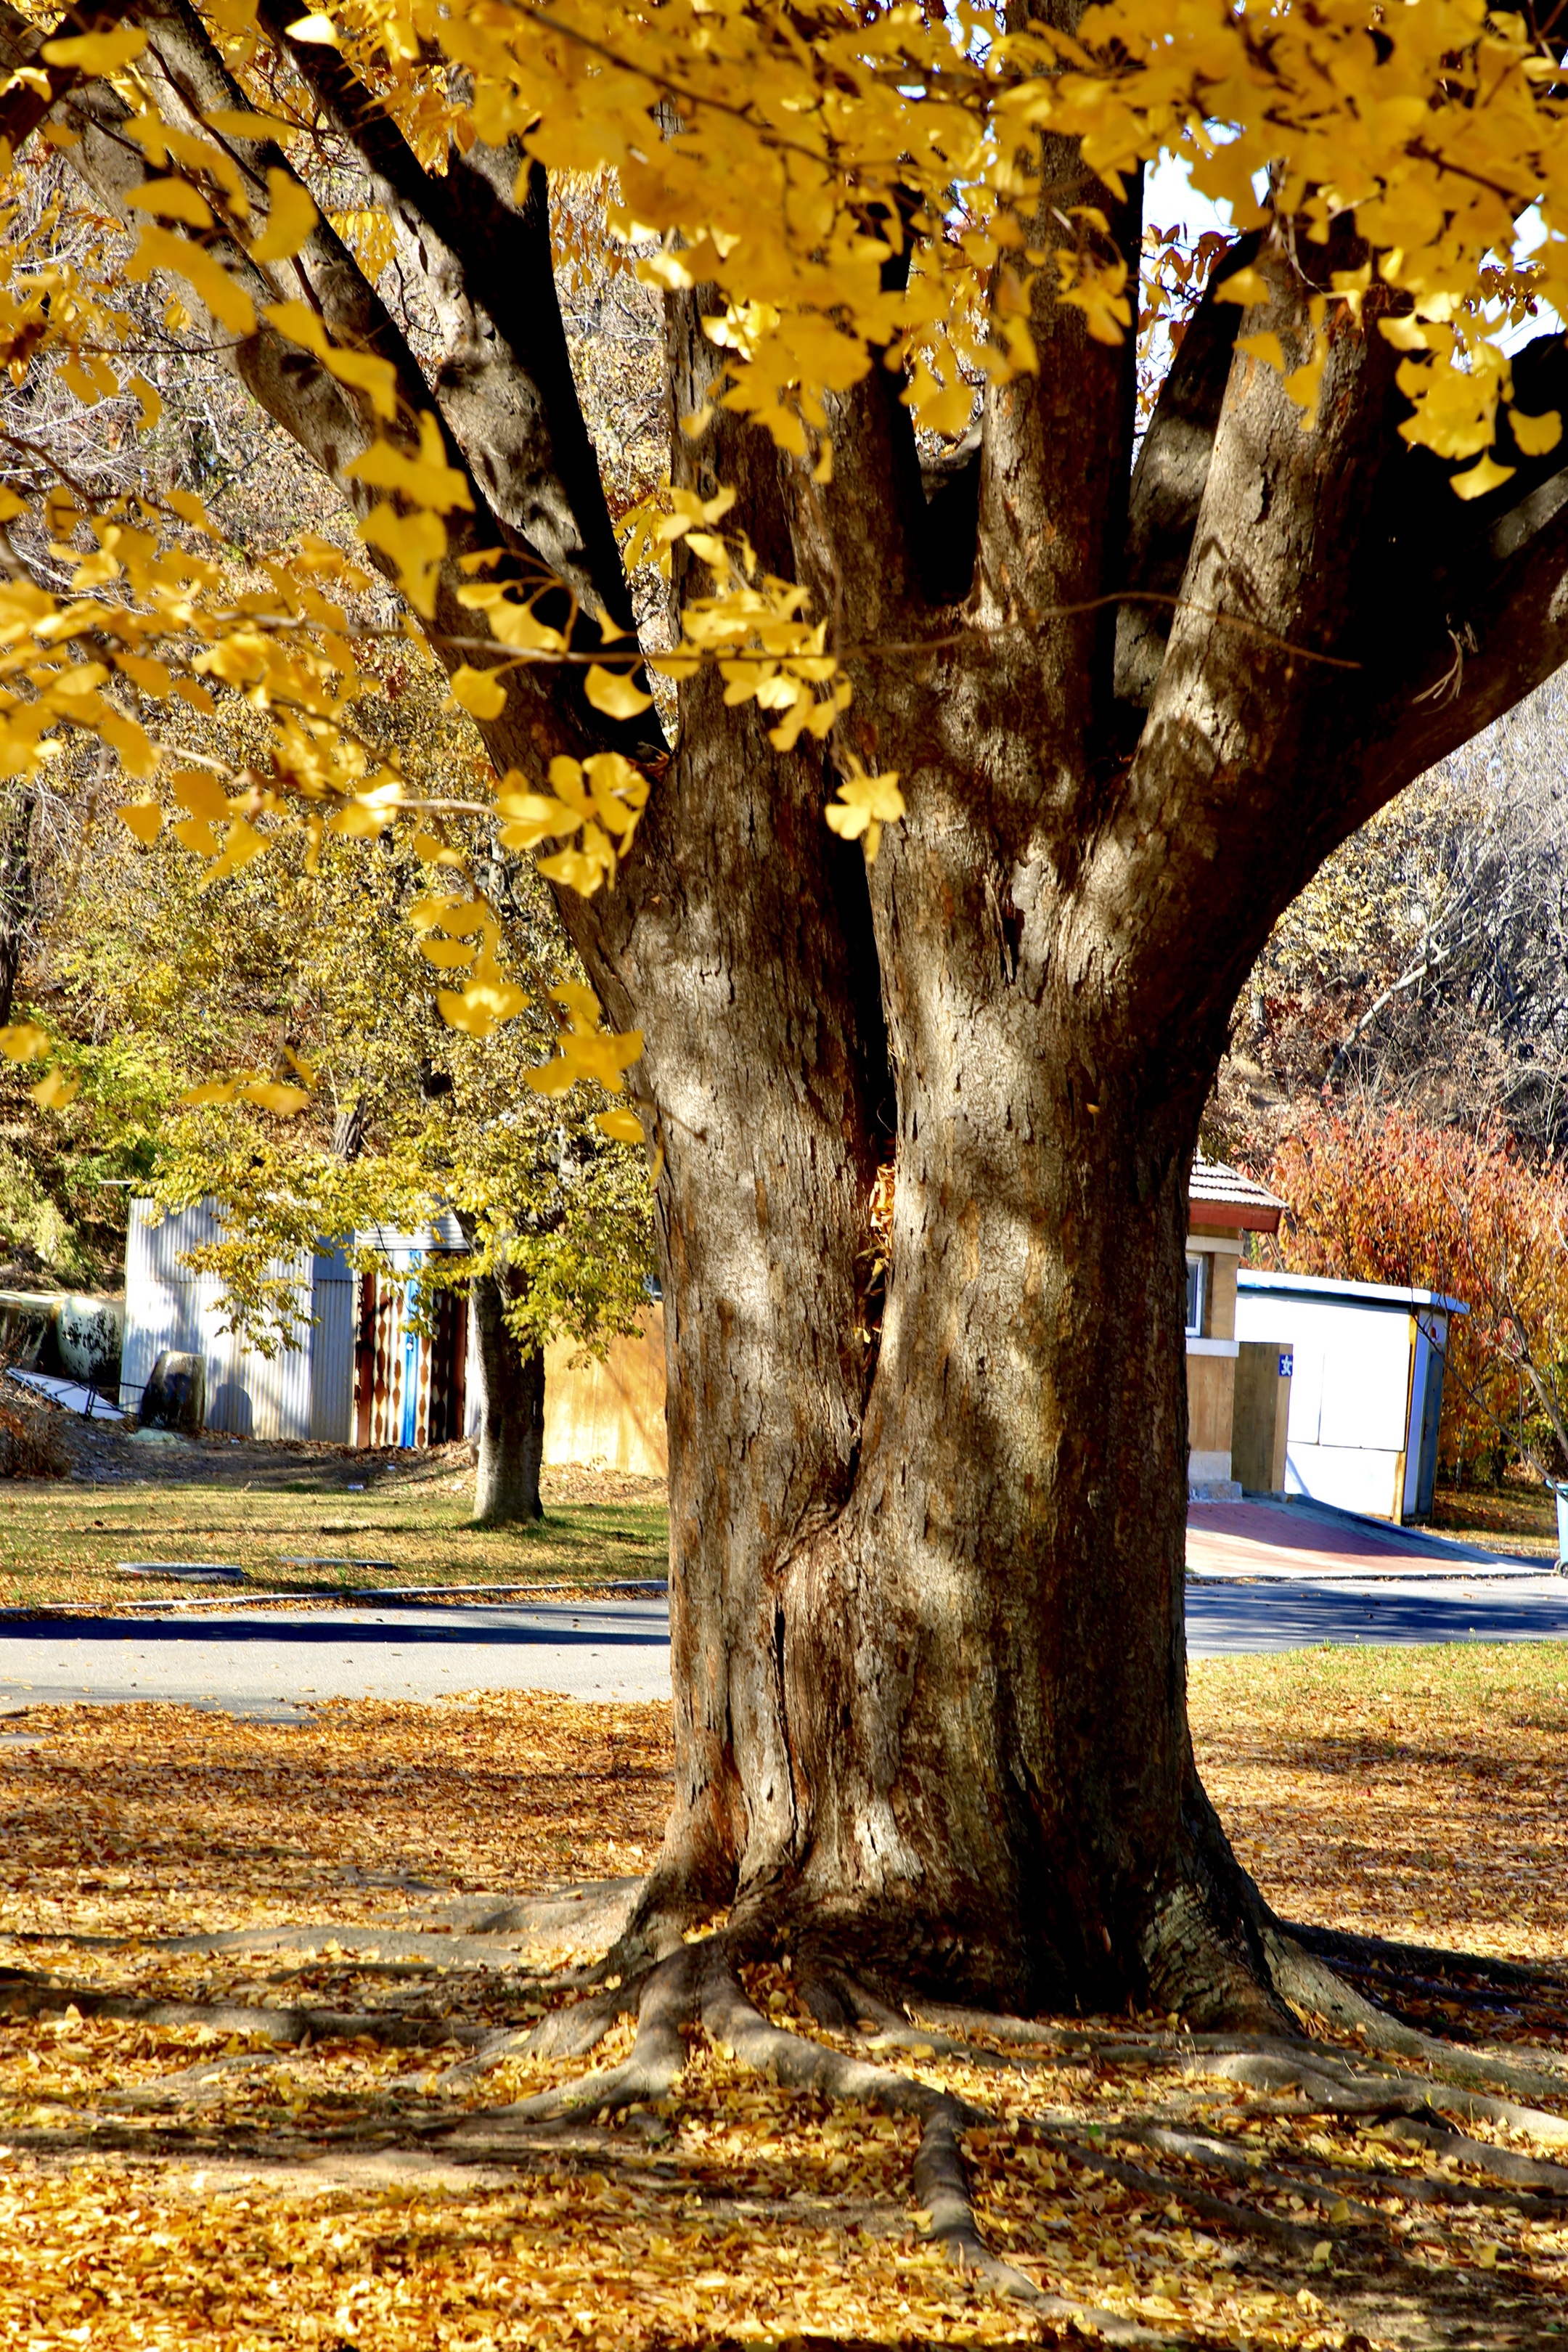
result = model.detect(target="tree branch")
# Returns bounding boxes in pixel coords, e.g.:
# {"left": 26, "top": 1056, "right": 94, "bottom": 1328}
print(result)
{"left": 974, "top": 32, "right": 1142, "bottom": 759}
{"left": 1115, "top": 236, "right": 1257, "bottom": 710}
{"left": 0, "top": 0, "right": 637, "bottom": 783}
{"left": 252, "top": 0, "right": 640, "bottom": 647}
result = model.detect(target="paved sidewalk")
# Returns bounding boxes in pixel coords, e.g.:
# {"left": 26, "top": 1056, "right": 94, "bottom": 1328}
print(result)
{"left": 1187, "top": 1494, "right": 1551, "bottom": 1579}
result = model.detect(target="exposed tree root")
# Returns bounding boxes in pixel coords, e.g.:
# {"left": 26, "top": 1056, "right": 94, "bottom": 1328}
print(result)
{"left": 436, "top": 1976, "right": 644, "bottom": 2092}
{"left": 1286, "top": 1918, "right": 1568, "bottom": 1999}
{"left": 1262, "top": 1916, "right": 1568, "bottom": 2103}
{"left": 0, "top": 1967, "right": 486, "bottom": 2049}
{"left": 703, "top": 1961, "right": 981, "bottom": 2120}
{"left": 1368, "top": 2111, "right": 1568, "bottom": 2190}
{"left": 79, "top": 1880, "right": 648, "bottom": 1971}
{"left": 911, "top": 2107, "right": 1181, "bottom": 2349}
{"left": 1121, "top": 2120, "right": 1565, "bottom": 2219}
{"left": 480, "top": 1942, "right": 707, "bottom": 2124}
{"left": 14, "top": 1900, "right": 1568, "bottom": 2348}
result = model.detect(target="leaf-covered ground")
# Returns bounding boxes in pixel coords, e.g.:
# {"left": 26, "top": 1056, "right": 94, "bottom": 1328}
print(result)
{"left": 1427, "top": 1478, "right": 1559, "bottom": 1560}
{"left": 1, "top": 1646, "right": 1566, "bottom": 2349}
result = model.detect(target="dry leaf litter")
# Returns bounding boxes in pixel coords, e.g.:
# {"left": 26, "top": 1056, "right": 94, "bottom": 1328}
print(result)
{"left": 0, "top": 1656, "right": 1563, "bottom": 2348}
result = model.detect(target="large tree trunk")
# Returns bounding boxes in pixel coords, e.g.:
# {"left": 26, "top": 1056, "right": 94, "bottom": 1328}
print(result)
{"left": 467, "top": 1272, "right": 546, "bottom": 1527}
{"left": 25, "top": 0, "right": 1568, "bottom": 2037}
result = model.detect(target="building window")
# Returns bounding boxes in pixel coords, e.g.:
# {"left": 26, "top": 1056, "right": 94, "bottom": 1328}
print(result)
{"left": 1185, "top": 1253, "right": 1209, "bottom": 1339}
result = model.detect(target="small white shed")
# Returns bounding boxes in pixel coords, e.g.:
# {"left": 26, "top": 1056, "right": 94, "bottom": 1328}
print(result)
{"left": 1234, "top": 1270, "right": 1466, "bottom": 1524}
{"left": 121, "top": 1198, "right": 470, "bottom": 1446}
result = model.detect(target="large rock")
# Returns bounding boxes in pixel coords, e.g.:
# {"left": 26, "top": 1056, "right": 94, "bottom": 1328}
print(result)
{"left": 141, "top": 1349, "right": 205, "bottom": 1435}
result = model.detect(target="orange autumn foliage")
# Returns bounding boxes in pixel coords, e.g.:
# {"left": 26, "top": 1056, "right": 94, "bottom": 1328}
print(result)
{"left": 1263, "top": 1108, "right": 1568, "bottom": 1484}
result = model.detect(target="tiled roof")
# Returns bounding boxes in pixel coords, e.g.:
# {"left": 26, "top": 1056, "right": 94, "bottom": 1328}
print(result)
{"left": 1188, "top": 1157, "right": 1285, "bottom": 1231}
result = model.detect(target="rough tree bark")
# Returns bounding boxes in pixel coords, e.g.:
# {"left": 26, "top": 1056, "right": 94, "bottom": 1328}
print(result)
{"left": 467, "top": 1266, "right": 547, "bottom": 1528}
{"left": 24, "top": 0, "right": 1568, "bottom": 2028}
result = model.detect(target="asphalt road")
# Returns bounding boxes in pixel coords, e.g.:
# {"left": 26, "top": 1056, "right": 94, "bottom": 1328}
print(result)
{"left": 0, "top": 1598, "right": 673, "bottom": 1722}
{"left": 1, "top": 1571, "right": 1567, "bottom": 1720}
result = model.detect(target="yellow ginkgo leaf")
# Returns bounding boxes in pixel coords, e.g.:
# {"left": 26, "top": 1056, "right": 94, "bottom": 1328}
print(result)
{"left": 0, "top": 1021, "right": 49, "bottom": 1063}
{"left": 248, "top": 170, "right": 319, "bottom": 263}
{"left": 436, "top": 989, "right": 499, "bottom": 1037}
{"left": 31, "top": 1064, "right": 79, "bottom": 1110}
{"left": 357, "top": 504, "right": 446, "bottom": 614}
{"left": 346, "top": 414, "right": 473, "bottom": 512}
{"left": 418, "top": 936, "right": 481, "bottom": 968}
{"left": 583, "top": 663, "right": 655, "bottom": 720}
{"left": 97, "top": 711, "right": 158, "bottom": 779}
{"left": 236, "top": 1079, "right": 310, "bottom": 1114}
{"left": 127, "top": 179, "right": 214, "bottom": 229}
{"left": 446, "top": 664, "right": 508, "bottom": 721}
{"left": 116, "top": 799, "right": 163, "bottom": 845}
{"left": 494, "top": 792, "right": 579, "bottom": 849}
{"left": 262, "top": 301, "right": 398, "bottom": 419}
{"left": 170, "top": 769, "right": 229, "bottom": 824}
{"left": 179, "top": 1079, "right": 238, "bottom": 1106}
{"left": 596, "top": 1107, "right": 645, "bottom": 1143}
{"left": 126, "top": 225, "right": 256, "bottom": 337}
{"left": 166, "top": 488, "right": 216, "bottom": 535}
{"left": 824, "top": 766, "right": 905, "bottom": 862}
{"left": 1450, "top": 452, "right": 1516, "bottom": 501}
{"left": 1508, "top": 407, "right": 1561, "bottom": 457}
{"left": 41, "top": 24, "right": 147, "bottom": 70}
{"left": 115, "top": 653, "right": 172, "bottom": 698}
{"left": 1236, "top": 331, "right": 1287, "bottom": 373}
{"left": 409, "top": 894, "right": 489, "bottom": 936}
{"left": 1214, "top": 266, "right": 1271, "bottom": 306}
{"left": 285, "top": 12, "right": 339, "bottom": 41}
{"left": 205, "top": 107, "right": 295, "bottom": 141}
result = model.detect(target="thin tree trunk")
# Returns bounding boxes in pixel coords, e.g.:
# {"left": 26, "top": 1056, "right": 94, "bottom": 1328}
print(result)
{"left": 467, "top": 1271, "right": 545, "bottom": 1526}
{"left": 0, "top": 788, "right": 33, "bottom": 1032}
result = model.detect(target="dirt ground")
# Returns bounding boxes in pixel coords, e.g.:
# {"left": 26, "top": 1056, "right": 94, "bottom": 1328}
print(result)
{"left": 1, "top": 1646, "right": 1566, "bottom": 2349}
{"left": 0, "top": 1365, "right": 666, "bottom": 1503}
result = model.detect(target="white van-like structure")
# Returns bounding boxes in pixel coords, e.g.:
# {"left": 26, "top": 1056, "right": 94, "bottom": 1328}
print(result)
{"left": 1235, "top": 1270, "right": 1466, "bottom": 1523}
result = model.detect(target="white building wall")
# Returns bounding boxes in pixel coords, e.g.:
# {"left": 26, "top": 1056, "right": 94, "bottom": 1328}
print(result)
{"left": 1235, "top": 1272, "right": 1459, "bottom": 1522}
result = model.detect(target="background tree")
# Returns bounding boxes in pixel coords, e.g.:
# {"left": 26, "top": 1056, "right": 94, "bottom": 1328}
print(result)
{"left": 15, "top": 666, "right": 655, "bottom": 1515}
{"left": 1207, "top": 667, "right": 1568, "bottom": 1172}
{"left": 0, "top": 0, "right": 1563, "bottom": 2150}
{"left": 1262, "top": 1106, "right": 1568, "bottom": 1487}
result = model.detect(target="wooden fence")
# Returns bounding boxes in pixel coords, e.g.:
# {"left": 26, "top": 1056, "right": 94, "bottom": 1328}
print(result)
{"left": 542, "top": 1308, "right": 667, "bottom": 1478}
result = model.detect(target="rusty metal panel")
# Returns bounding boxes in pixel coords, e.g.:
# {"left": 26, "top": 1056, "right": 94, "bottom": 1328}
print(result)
{"left": 348, "top": 1251, "right": 468, "bottom": 1449}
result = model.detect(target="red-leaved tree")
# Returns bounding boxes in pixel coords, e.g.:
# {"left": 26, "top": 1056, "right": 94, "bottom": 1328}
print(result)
{"left": 1265, "top": 1108, "right": 1568, "bottom": 1484}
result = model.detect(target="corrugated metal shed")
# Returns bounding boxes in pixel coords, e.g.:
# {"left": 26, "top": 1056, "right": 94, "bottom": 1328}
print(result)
{"left": 122, "top": 1202, "right": 467, "bottom": 1447}
{"left": 122, "top": 1199, "right": 341, "bottom": 1440}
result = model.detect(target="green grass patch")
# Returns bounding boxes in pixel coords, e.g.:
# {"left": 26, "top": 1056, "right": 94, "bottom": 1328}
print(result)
{"left": 0, "top": 1479, "right": 669, "bottom": 1611}
{"left": 1193, "top": 1636, "right": 1568, "bottom": 1710}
